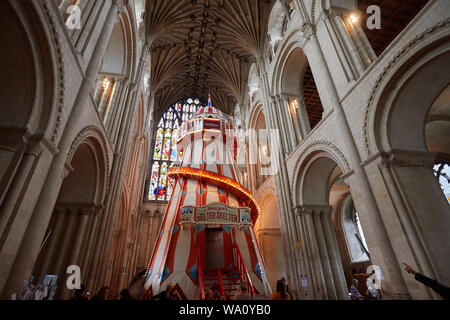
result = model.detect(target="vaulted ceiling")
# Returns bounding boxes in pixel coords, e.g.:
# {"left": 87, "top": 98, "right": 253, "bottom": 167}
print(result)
{"left": 145, "top": 0, "right": 277, "bottom": 115}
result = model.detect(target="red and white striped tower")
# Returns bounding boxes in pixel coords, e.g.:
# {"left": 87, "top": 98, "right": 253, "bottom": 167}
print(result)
{"left": 143, "top": 96, "right": 271, "bottom": 300}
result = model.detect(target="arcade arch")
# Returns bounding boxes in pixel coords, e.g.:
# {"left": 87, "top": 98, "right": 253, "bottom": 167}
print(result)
{"left": 32, "top": 134, "right": 108, "bottom": 299}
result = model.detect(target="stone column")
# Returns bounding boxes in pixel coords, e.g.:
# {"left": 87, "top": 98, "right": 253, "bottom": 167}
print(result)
{"left": 87, "top": 46, "right": 148, "bottom": 290}
{"left": 79, "top": 206, "right": 103, "bottom": 279}
{"left": 53, "top": 209, "right": 78, "bottom": 279}
{"left": 36, "top": 209, "right": 66, "bottom": 281}
{"left": 104, "top": 79, "right": 121, "bottom": 126}
{"left": 257, "top": 57, "right": 302, "bottom": 296}
{"left": 313, "top": 207, "right": 338, "bottom": 299}
{"left": 110, "top": 78, "right": 131, "bottom": 145}
{"left": 344, "top": 16, "right": 377, "bottom": 65}
{"left": 303, "top": 206, "right": 328, "bottom": 299}
{"left": 297, "top": 19, "right": 410, "bottom": 299}
{"left": 320, "top": 206, "right": 348, "bottom": 299}
{"left": 92, "top": 77, "right": 102, "bottom": 103}
{"left": 298, "top": 205, "right": 348, "bottom": 300}
{"left": 288, "top": 98, "right": 304, "bottom": 144}
{"left": 98, "top": 77, "right": 112, "bottom": 117}
{"left": 278, "top": 96, "right": 298, "bottom": 151}
{"left": 371, "top": 150, "right": 450, "bottom": 299}
{"left": 323, "top": 9, "right": 358, "bottom": 81}
{"left": 293, "top": 206, "right": 312, "bottom": 299}
{"left": 271, "top": 96, "right": 291, "bottom": 155}
{"left": 0, "top": 137, "right": 44, "bottom": 237}
{"left": 297, "top": 99, "right": 312, "bottom": 137}
{"left": 74, "top": 0, "right": 104, "bottom": 54}
{"left": 60, "top": 208, "right": 91, "bottom": 300}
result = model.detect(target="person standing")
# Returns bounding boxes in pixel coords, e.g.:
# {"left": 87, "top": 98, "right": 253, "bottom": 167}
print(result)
{"left": 270, "top": 280, "right": 291, "bottom": 300}
{"left": 365, "top": 279, "right": 381, "bottom": 300}
{"left": 349, "top": 279, "right": 363, "bottom": 300}
{"left": 91, "top": 286, "right": 109, "bottom": 300}
{"left": 71, "top": 284, "right": 88, "bottom": 301}
{"left": 232, "top": 282, "right": 252, "bottom": 300}
{"left": 152, "top": 283, "right": 174, "bottom": 300}
{"left": 119, "top": 288, "right": 135, "bottom": 300}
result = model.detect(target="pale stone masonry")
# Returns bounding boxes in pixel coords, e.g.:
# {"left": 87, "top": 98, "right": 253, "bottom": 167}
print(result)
{"left": 0, "top": 0, "right": 448, "bottom": 300}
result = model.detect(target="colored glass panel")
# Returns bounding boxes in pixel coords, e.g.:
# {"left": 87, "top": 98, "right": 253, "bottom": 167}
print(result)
{"left": 148, "top": 97, "right": 206, "bottom": 201}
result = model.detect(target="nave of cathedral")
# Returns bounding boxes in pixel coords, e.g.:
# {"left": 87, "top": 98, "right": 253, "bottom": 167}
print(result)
{"left": 0, "top": 0, "right": 449, "bottom": 300}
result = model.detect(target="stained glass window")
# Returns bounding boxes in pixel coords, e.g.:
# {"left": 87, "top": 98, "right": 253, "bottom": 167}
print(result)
{"left": 148, "top": 97, "right": 206, "bottom": 201}
{"left": 433, "top": 162, "right": 450, "bottom": 204}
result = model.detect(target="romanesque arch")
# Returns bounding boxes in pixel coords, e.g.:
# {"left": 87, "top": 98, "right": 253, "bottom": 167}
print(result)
{"left": 363, "top": 22, "right": 450, "bottom": 297}
{"left": 0, "top": 0, "right": 59, "bottom": 205}
{"left": 247, "top": 103, "right": 272, "bottom": 190}
{"left": 292, "top": 143, "right": 351, "bottom": 300}
{"left": 253, "top": 189, "right": 288, "bottom": 291}
{"left": 31, "top": 129, "right": 109, "bottom": 299}
{"left": 92, "top": 4, "right": 137, "bottom": 130}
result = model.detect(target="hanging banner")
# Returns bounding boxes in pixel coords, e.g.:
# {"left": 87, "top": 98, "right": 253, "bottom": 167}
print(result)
{"left": 180, "top": 203, "right": 251, "bottom": 226}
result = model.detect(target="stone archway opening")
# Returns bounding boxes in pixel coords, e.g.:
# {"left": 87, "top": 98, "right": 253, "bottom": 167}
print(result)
{"left": 32, "top": 139, "right": 106, "bottom": 300}
{"left": 254, "top": 193, "right": 288, "bottom": 291}
{"left": 280, "top": 47, "right": 324, "bottom": 146}
{"left": 371, "top": 42, "right": 450, "bottom": 298}
{"left": 329, "top": 173, "right": 372, "bottom": 299}
{"left": 426, "top": 84, "right": 450, "bottom": 202}
{"left": 296, "top": 152, "right": 353, "bottom": 300}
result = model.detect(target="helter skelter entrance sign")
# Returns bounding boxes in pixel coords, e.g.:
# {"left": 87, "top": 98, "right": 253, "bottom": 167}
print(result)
{"left": 180, "top": 203, "right": 252, "bottom": 226}
{"left": 143, "top": 95, "right": 271, "bottom": 300}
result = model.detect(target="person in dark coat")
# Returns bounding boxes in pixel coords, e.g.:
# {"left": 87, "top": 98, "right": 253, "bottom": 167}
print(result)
{"left": 404, "top": 263, "right": 450, "bottom": 300}
{"left": 152, "top": 283, "right": 174, "bottom": 300}
{"left": 91, "top": 286, "right": 109, "bottom": 300}
{"left": 71, "top": 284, "right": 88, "bottom": 301}
{"left": 120, "top": 288, "right": 135, "bottom": 300}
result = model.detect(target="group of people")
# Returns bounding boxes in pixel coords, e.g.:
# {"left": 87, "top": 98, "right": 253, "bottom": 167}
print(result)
{"left": 349, "top": 278, "right": 381, "bottom": 300}
{"left": 67, "top": 264, "right": 449, "bottom": 301}
{"left": 229, "top": 276, "right": 291, "bottom": 300}
{"left": 71, "top": 284, "right": 136, "bottom": 300}
{"left": 151, "top": 277, "right": 292, "bottom": 300}
{"left": 349, "top": 264, "right": 450, "bottom": 300}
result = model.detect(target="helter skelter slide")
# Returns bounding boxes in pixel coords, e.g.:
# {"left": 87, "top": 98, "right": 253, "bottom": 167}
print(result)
{"left": 143, "top": 96, "right": 271, "bottom": 300}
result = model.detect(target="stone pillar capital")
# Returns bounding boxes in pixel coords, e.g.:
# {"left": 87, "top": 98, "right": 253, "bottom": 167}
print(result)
{"left": 301, "top": 22, "right": 316, "bottom": 40}
{"left": 113, "top": 0, "right": 125, "bottom": 16}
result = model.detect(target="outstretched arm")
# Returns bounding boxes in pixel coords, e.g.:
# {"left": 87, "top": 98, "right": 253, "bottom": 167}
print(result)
{"left": 404, "top": 263, "right": 450, "bottom": 300}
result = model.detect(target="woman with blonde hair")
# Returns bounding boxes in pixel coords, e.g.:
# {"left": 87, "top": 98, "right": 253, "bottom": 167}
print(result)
{"left": 270, "top": 280, "right": 290, "bottom": 300}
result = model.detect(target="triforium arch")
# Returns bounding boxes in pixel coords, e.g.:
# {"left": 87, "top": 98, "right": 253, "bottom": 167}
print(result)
{"left": 93, "top": 3, "right": 138, "bottom": 133}
{"left": 25, "top": 127, "right": 109, "bottom": 300}
{"left": 247, "top": 102, "right": 272, "bottom": 191}
{"left": 269, "top": 34, "right": 325, "bottom": 155}
{"left": 292, "top": 142, "right": 351, "bottom": 300}
{"left": 363, "top": 20, "right": 450, "bottom": 299}
{"left": 0, "top": 0, "right": 67, "bottom": 299}
{"left": 0, "top": 0, "right": 60, "bottom": 205}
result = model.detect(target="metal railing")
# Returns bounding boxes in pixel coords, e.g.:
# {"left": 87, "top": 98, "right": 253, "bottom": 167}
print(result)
{"left": 232, "top": 244, "right": 255, "bottom": 298}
